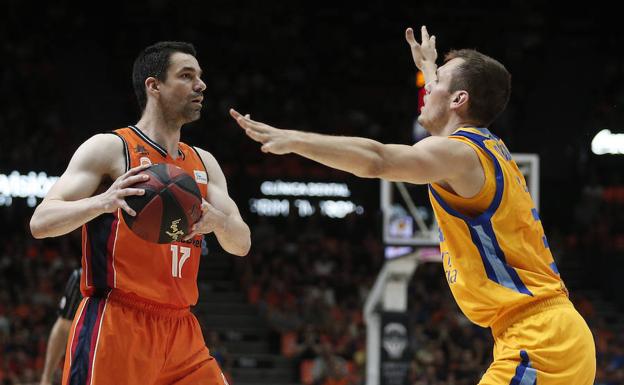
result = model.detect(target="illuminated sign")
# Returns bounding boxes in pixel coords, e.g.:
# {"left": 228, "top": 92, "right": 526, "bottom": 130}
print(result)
{"left": 592, "top": 129, "right": 624, "bottom": 155}
{"left": 0, "top": 171, "right": 59, "bottom": 207}
{"left": 249, "top": 180, "right": 364, "bottom": 218}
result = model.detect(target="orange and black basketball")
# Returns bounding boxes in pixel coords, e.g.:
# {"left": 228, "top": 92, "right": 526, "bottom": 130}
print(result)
{"left": 122, "top": 163, "right": 203, "bottom": 244}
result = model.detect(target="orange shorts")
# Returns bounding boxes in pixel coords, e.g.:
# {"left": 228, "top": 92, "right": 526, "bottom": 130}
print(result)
{"left": 62, "top": 291, "right": 228, "bottom": 385}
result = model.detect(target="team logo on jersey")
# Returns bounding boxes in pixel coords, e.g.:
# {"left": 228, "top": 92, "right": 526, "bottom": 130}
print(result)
{"left": 194, "top": 170, "right": 208, "bottom": 184}
{"left": 140, "top": 157, "right": 152, "bottom": 166}
{"left": 134, "top": 144, "right": 149, "bottom": 155}
{"left": 166, "top": 218, "right": 185, "bottom": 241}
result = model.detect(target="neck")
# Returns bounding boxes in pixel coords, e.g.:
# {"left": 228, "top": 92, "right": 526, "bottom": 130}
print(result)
{"left": 135, "top": 105, "right": 183, "bottom": 157}
{"left": 432, "top": 116, "right": 479, "bottom": 137}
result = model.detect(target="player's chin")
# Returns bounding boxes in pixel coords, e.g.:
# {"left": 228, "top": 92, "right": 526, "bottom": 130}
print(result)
{"left": 184, "top": 109, "right": 202, "bottom": 123}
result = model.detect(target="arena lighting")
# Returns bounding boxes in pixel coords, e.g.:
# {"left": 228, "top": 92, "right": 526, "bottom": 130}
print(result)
{"left": 260, "top": 180, "right": 351, "bottom": 197}
{"left": 591, "top": 129, "right": 624, "bottom": 155}
{"left": 250, "top": 180, "right": 364, "bottom": 218}
{"left": 0, "top": 171, "right": 59, "bottom": 207}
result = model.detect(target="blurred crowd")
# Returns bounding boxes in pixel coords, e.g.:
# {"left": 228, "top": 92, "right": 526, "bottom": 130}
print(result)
{"left": 0, "top": 234, "right": 81, "bottom": 384}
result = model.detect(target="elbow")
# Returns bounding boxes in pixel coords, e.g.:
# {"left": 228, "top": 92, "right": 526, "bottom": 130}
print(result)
{"left": 354, "top": 141, "right": 386, "bottom": 179}
{"left": 230, "top": 237, "right": 251, "bottom": 257}
{"left": 355, "top": 156, "right": 385, "bottom": 179}
{"left": 228, "top": 227, "right": 251, "bottom": 257}
{"left": 29, "top": 217, "right": 46, "bottom": 239}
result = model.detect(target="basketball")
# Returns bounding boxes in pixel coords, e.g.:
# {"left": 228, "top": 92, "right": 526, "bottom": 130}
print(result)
{"left": 122, "top": 163, "right": 203, "bottom": 244}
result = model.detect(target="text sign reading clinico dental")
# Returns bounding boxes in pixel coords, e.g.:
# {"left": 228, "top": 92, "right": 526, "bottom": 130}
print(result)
{"left": 0, "top": 171, "right": 59, "bottom": 207}
{"left": 592, "top": 129, "right": 624, "bottom": 155}
{"left": 249, "top": 180, "right": 365, "bottom": 218}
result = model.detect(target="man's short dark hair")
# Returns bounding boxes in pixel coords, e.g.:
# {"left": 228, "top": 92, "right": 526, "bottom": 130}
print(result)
{"left": 444, "top": 49, "right": 511, "bottom": 127}
{"left": 132, "top": 41, "right": 197, "bottom": 112}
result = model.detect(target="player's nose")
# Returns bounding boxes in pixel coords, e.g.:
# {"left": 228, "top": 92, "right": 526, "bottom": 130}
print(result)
{"left": 195, "top": 78, "right": 207, "bottom": 93}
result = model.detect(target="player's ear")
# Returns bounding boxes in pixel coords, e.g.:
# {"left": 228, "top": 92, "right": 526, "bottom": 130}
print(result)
{"left": 145, "top": 77, "right": 160, "bottom": 95}
{"left": 451, "top": 90, "right": 469, "bottom": 109}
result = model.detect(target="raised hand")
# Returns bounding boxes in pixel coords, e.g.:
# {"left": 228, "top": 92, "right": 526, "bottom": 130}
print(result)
{"left": 229, "top": 108, "right": 295, "bottom": 155}
{"left": 405, "top": 25, "right": 437, "bottom": 71}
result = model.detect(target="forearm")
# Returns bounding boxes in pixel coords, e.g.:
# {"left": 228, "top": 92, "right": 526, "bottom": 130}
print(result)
{"left": 41, "top": 318, "right": 72, "bottom": 383}
{"left": 422, "top": 61, "right": 437, "bottom": 84}
{"left": 214, "top": 214, "right": 251, "bottom": 256}
{"left": 31, "top": 197, "right": 103, "bottom": 239}
{"left": 290, "top": 131, "right": 384, "bottom": 178}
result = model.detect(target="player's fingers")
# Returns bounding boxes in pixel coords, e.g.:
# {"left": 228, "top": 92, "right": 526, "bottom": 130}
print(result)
{"left": 229, "top": 108, "right": 242, "bottom": 119}
{"left": 430, "top": 35, "right": 436, "bottom": 47}
{"left": 119, "top": 174, "right": 149, "bottom": 188}
{"left": 230, "top": 109, "right": 249, "bottom": 128}
{"left": 405, "top": 27, "right": 417, "bottom": 45}
{"left": 183, "top": 231, "right": 198, "bottom": 241}
{"left": 124, "top": 163, "right": 151, "bottom": 177}
{"left": 245, "top": 128, "right": 268, "bottom": 143}
{"left": 421, "top": 25, "right": 430, "bottom": 41}
{"left": 119, "top": 188, "right": 145, "bottom": 197}
{"left": 261, "top": 143, "right": 273, "bottom": 153}
{"left": 120, "top": 201, "right": 136, "bottom": 217}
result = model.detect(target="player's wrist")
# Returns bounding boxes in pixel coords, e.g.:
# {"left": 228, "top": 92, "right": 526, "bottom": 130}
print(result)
{"left": 290, "top": 130, "right": 308, "bottom": 153}
{"left": 87, "top": 195, "right": 108, "bottom": 216}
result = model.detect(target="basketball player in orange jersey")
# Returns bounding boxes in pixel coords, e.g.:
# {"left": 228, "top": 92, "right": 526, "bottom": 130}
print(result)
{"left": 231, "top": 26, "right": 596, "bottom": 384}
{"left": 30, "top": 42, "right": 250, "bottom": 385}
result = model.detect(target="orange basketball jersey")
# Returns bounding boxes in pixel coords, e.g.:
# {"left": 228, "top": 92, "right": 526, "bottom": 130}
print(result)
{"left": 428, "top": 127, "right": 568, "bottom": 329}
{"left": 80, "top": 125, "right": 208, "bottom": 307}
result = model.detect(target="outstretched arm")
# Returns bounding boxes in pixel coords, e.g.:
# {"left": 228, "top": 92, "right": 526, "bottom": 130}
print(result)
{"left": 230, "top": 109, "right": 478, "bottom": 185}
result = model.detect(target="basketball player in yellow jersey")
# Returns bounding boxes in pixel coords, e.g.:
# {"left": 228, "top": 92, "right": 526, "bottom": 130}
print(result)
{"left": 30, "top": 42, "right": 250, "bottom": 384}
{"left": 231, "top": 26, "right": 596, "bottom": 384}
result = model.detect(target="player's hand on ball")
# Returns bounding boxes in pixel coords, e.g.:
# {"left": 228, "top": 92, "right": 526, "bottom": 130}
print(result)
{"left": 183, "top": 199, "right": 226, "bottom": 240}
{"left": 98, "top": 164, "right": 150, "bottom": 216}
{"left": 405, "top": 25, "right": 437, "bottom": 70}
{"left": 229, "top": 108, "right": 294, "bottom": 155}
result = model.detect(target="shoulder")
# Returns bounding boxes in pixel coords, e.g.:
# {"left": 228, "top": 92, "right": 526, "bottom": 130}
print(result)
{"left": 192, "top": 147, "right": 228, "bottom": 190}
{"left": 78, "top": 133, "right": 125, "bottom": 156}
{"left": 415, "top": 135, "right": 479, "bottom": 161}
{"left": 69, "top": 133, "right": 126, "bottom": 176}
{"left": 191, "top": 147, "right": 218, "bottom": 167}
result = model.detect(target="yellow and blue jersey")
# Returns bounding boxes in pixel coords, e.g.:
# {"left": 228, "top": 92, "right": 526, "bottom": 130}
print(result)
{"left": 428, "top": 127, "right": 568, "bottom": 330}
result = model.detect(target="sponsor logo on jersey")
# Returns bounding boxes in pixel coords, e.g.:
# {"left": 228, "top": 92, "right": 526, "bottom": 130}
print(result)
{"left": 194, "top": 170, "right": 208, "bottom": 184}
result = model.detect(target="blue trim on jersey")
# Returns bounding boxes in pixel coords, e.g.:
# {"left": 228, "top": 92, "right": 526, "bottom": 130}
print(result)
{"left": 531, "top": 208, "right": 540, "bottom": 221}
{"left": 470, "top": 222, "right": 532, "bottom": 295}
{"left": 550, "top": 261, "right": 560, "bottom": 275}
{"left": 86, "top": 214, "right": 114, "bottom": 291}
{"left": 429, "top": 129, "right": 532, "bottom": 296}
{"left": 428, "top": 130, "right": 505, "bottom": 222}
{"left": 542, "top": 235, "right": 549, "bottom": 249}
{"left": 69, "top": 298, "right": 101, "bottom": 385}
{"left": 510, "top": 350, "right": 537, "bottom": 385}
{"left": 472, "top": 225, "right": 523, "bottom": 294}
